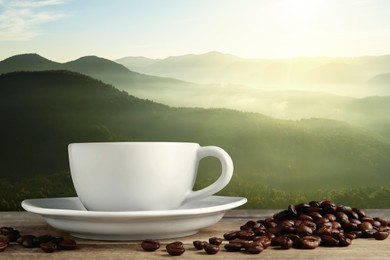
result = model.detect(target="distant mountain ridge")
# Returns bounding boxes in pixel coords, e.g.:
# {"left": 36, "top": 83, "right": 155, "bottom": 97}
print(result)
{"left": 0, "top": 53, "right": 196, "bottom": 93}
{"left": 116, "top": 51, "right": 390, "bottom": 93}
{"left": 115, "top": 56, "right": 160, "bottom": 68}
{"left": 368, "top": 72, "right": 390, "bottom": 86}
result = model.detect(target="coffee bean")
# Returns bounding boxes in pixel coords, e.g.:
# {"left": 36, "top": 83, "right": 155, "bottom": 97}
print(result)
{"left": 315, "top": 225, "right": 332, "bottom": 236}
{"left": 58, "top": 239, "right": 77, "bottom": 250}
{"left": 141, "top": 239, "right": 160, "bottom": 251}
{"left": 331, "top": 221, "right": 342, "bottom": 230}
{"left": 338, "top": 236, "right": 352, "bottom": 247}
{"left": 209, "top": 237, "right": 223, "bottom": 245}
{"left": 353, "top": 208, "right": 366, "bottom": 218}
{"left": 374, "top": 217, "right": 389, "bottom": 227}
{"left": 324, "top": 214, "right": 337, "bottom": 222}
{"left": 322, "top": 201, "right": 337, "bottom": 213}
{"left": 193, "top": 240, "right": 205, "bottom": 250}
{"left": 284, "top": 234, "right": 301, "bottom": 241}
{"left": 278, "top": 237, "right": 293, "bottom": 249}
{"left": 360, "top": 221, "right": 374, "bottom": 231}
{"left": 253, "top": 226, "right": 267, "bottom": 236}
{"left": 50, "top": 237, "right": 64, "bottom": 246}
{"left": 0, "top": 227, "right": 14, "bottom": 236}
{"left": 40, "top": 241, "right": 57, "bottom": 253}
{"left": 362, "top": 229, "right": 377, "bottom": 238}
{"left": 321, "top": 235, "right": 339, "bottom": 247}
{"left": 301, "top": 236, "right": 320, "bottom": 249}
{"left": 6, "top": 230, "right": 20, "bottom": 242}
{"left": 337, "top": 205, "right": 353, "bottom": 214}
{"left": 253, "top": 236, "right": 271, "bottom": 249}
{"left": 297, "top": 224, "right": 313, "bottom": 236}
{"left": 22, "top": 236, "right": 36, "bottom": 248}
{"left": 166, "top": 241, "right": 185, "bottom": 256}
{"left": 296, "top": 203, "right": 311, "bottom": 211}
{"left": 228, "top": 239, "right": 251, "bottom": 250}
{"left": 244, "top": 242, "right": 264, "bottom": 254}
{"left": 223, "top": 230, "right": 238, "bottom": 240}
{"left": 349, "top": 211, "right": 360, "bottom": 220}
{"left": 360, "top": 216, "right": 373, "bottom": 222}
{"left": 264, "top": 218, "right": 278, "bottom": 228}
{"left": 335, "top": 212, "right": 350, "bottom": 224}
{"left": 309, "top": 200, "right": 321, "bottom": 208}
{"left": 298, "top": 213, "right": 313, "bottom": 221}
{"left": 0, "top": 236, "right": 10, "bottom": 245}
{"left": 288, "top": 204, "right": 298, "bottom": 216}
{"left": 0, "top": 241, "right": 8, "bottom": 252}
{"left": 308, "top": 211, "right": 322, "bottom": 219}
{"left": 273, "top": 210, "right": 289, "bottom": 220}
{"left": 344, "top": 232, "right": 357, "bottom": 240}
{"left": 343, "top": 222, "right": 359, "bottom": 232}
{"left": 203, "top": 242, "right": 219, "bottom": 254}
{"left": 371, "top": 220, "right": 382, "bottom": 228}
{"left": 245, "top": 220, "right": 257, "bottom": 228}
{"left": 315, "top": 217, "right": 330, "bottom": 227}
{"left": 374, "top": 231, "right": 389, "bottom": 240}
{"left": 236, "top": 230, "right": 255, "bottom": 240}
{"left": 350, "top": 218, "right": 362, "bottom": 225}
{"left": 224, "top": 242, "right": 242, "bottom": 252}
{"left": 38, "top": 235, "right": 55, "bottom": 244}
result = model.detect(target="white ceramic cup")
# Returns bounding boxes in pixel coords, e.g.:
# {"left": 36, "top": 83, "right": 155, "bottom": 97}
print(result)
{"left": 68, "top": 142, "right": 233, "bottom": 211}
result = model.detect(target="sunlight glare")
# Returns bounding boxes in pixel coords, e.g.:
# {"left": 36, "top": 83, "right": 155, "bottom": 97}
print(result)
{"left": 279, "top": 0, "right": 323, "bottom": 24}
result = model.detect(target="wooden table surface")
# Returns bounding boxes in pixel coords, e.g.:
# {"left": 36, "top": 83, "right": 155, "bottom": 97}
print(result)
{"left": 1, "top": 209, "right": 389, "bottom": 259}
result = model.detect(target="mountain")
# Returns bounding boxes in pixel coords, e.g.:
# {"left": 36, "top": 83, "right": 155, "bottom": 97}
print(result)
{"left": 119, "top": 51, "right": 246, "bottom": 84}
{"left": 63, "top": 55, "right": 131, "bottom": 75}
{"left": 0, "top": 53, "right": 61, "bottom": 72}
{"left": 115, "top": 56, "right": 160, "bottom": 69}
{"left": 118, "top": 51, "right": 390, "bottom": 95}
{"left": 1, "top": 70, "right": 390, "bottom": 209}
{"left": 368, "top": 72, "right": 390, "bottom": 85}
{"left": 0, "top": 53, "right": 197, "bottom": 93}
{"left": 2, "top": 53, "right": 389, "bottom": 142}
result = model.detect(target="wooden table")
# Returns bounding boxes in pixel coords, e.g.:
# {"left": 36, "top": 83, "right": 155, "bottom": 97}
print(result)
{"left": 1, "top": 209, "right": 389, "bottom": 259}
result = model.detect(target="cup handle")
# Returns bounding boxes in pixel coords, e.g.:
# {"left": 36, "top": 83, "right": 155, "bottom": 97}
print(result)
{"left": 185, "top": 146, "right": 233, "bottom": 203}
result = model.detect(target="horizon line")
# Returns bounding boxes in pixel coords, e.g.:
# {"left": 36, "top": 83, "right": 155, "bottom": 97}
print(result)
{"left": 2, "top": 51, "right": 390, "bottom": 63}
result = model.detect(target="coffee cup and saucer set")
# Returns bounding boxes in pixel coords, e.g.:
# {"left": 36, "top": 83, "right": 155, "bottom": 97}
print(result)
{"left": 22, "top": 142, "right": 247, "bottom": 240}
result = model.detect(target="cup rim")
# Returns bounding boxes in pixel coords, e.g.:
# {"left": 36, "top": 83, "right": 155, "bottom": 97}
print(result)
{"left": 68, "top": 142, "right": 200, "bottom": 147}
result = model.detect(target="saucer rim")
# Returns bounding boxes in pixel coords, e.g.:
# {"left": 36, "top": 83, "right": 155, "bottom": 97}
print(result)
{"left": 22, "top": 196, "right": 247, "bottom": 218}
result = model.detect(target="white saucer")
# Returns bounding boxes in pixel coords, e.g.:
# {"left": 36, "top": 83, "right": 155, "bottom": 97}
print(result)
{"left": 21, "top": 196, "right": 247, "bottom": 241}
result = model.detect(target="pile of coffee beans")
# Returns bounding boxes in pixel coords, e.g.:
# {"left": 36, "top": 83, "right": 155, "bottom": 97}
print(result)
{"left": 0, "top": 226, "right": 77, "bottom": 253}
{"left": 141, "top": 199, "right": 390, "bottom": 256}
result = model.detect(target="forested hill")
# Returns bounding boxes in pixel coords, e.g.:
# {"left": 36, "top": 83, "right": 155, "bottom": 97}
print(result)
{"left": 1, "top": 70, "right": 390, "bottom": 209}
{"left": 0, "top": 70, "right": 167, "bottom": 177}
{"left": 0, "top": 53, "right": 196, "bottom": 91}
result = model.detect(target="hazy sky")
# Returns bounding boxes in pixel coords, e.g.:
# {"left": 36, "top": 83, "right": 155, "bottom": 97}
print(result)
{"left": 1, "top": 0, "right": 390, "bottom": 62}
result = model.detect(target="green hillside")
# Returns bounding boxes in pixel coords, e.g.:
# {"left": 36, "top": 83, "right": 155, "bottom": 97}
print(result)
{"left": 0, "top": 53, "right": 61, "bottom": 72}
{"left": 1, "top": 71, "right": 390, "bottom": 210}
{"left": 2, "top": 53, "right": 389, "bottom": 143}
{"left": 0, "top": 53, "right": 196, "bottom": 92}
